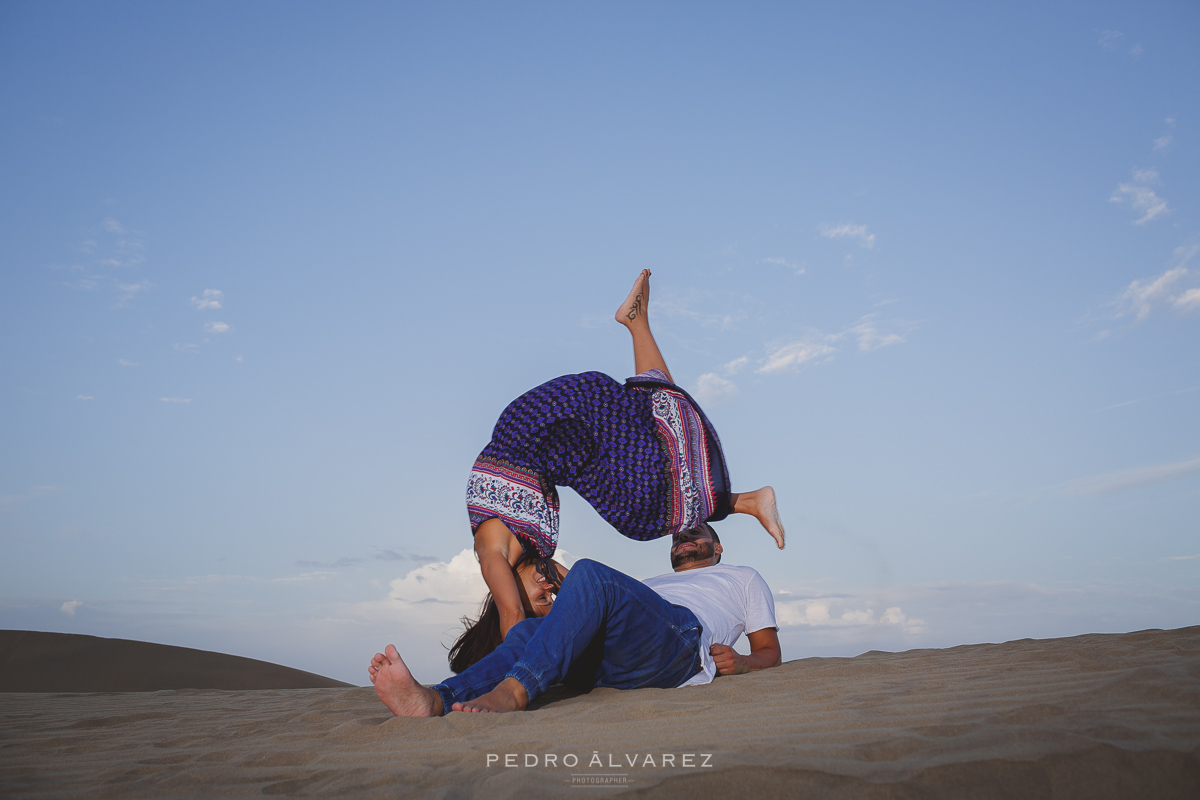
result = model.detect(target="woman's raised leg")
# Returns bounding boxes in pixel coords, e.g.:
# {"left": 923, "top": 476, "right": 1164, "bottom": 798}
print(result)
{"left": 616, "top": 269, "right": 673, "bottom": 383}
{"left": 615, "top": 270, "right": 786, "bottom": 550}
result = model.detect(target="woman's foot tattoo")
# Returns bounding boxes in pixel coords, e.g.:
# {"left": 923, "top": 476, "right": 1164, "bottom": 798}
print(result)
{"left": 616, "top": 269, "right": 651, "bottom": 328}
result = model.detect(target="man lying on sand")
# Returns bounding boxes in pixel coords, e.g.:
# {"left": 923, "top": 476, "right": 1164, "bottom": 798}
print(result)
{"left": 369, "top": 523, "right": 781, "bottom": 715}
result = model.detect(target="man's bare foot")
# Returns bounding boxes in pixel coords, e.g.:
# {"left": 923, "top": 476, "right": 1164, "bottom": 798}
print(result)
{"left": 616, "top": 269, "right": 652, "bottom": 328}
{"left": 451, "top": 676, "right": 529, "bottom": 714}
{"left": 732, "top": 487, "right": 786, "bottom": 549}
{"left": 368, "top": 644, "right": 443, "bottom": 717}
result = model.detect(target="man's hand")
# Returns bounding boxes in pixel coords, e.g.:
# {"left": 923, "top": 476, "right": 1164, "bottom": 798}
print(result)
{"left": 710, "top": 643, "right": 749, "bottom": 675}
{"left": 710, "top": 628, "right": 782, "bottom": 677}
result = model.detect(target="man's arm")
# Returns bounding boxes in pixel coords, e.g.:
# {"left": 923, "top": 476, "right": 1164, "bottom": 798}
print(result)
{"left": 709, "top": 628, "right": 782, "bottom": 676}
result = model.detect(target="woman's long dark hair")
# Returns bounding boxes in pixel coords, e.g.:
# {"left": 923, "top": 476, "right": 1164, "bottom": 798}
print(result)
{"left": 448, "top": 593, "right": 503, "bottom": 674}
{"left": 448, "top": 551, "right": 559, "bottom": 674}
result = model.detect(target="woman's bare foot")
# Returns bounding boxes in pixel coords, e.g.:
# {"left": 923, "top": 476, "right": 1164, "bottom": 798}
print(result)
{"left": 615, "top": 270, "right": 674, "bottom": 381}
{"left": 731, "top": 487, "right": 786, "bottom": 549}
{"left": 368, "top": 644, "right": 443, "bottom": 717}
{"left": 451, "top": 676, "right": 529, "bottom": 714}
{"left": 616, "top": 269, "right": 652, "bottom": 329}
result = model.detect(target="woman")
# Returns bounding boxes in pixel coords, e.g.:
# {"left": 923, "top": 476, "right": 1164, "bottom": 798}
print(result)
{"left": 467, "top": 270, "right": 785, "bottom": 642}
{"left": 448, "top": 551, "right": 567, "bottom": 674}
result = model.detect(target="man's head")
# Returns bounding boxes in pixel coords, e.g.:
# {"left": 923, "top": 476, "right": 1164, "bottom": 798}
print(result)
{"left": 670, "top": 523, "right": 723, "bottom": 571}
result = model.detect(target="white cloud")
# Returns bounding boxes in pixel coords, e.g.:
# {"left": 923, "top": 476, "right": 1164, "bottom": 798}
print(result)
{"left": 1129, "top": 43, "right": 1143, "bottom": 57}
{"left": 61, "top": 600, "right": 82, "bottom": 616}
{"left": 758, "top": 338, "right": 838, "bottom": 374}
{"left": 1097, "top": 30, "right": 1123, "bottom": 49}
{"left": 553, "top": 548, "right": 576, "bottom": 569}
{"left": 847, "top": 315, "right": 906, "bottom": 352}
{"left": 102, "top": 218, "right": 124, "bottom": 234}
{"left": 692, "top": 373, "right": 739, "bottom": 406}
{"left": 350, "top": 546, "right": 576, "bottom": 631}
{"left": 386, "top": 548, "right": 487, "bottom": 605}
{"left": 757, "top": 315, "right": 907, "bottom": 374}
{"left": 775, "top": 597, "right": 925, "bottom": 634}
{"left": 113, "top": 280, "right": 152, "bottom": 309}
{"left": 350, "top": 549, "right": 489, "bottom": 626}
{"left": 1171, "top": 288, "right": 1200, "bottom": 313}
{"left": 1153, "top": 117, "right": 1176, "bottom": 148}
{"left": 723, "top": 356, "right": 749, "bottom": 374}
{"left": 99, "top": 232, "right": 146, "bottom": 268}
{"left": 234, "top": 355, "right": 244, "bottom": 364}
{"left": 118, "top": 359, "right": 139, "bottom": 367}
{"left": 1164, "top": 554, "right": 1200, "bottom": 562}
{"left": 1110, "top": 168, "right": 1169, "bottom": 225}
{"left": 191, "top": 289, "right": 223, "bottom": 311}
{"left": 159, "top": 397, "right": 192, "bottom": 404}
{"left": 763, "top": 257, "right": 806, "bottom": 275}
{"left": 173, "top": 343, "right": 199, "bottom": 353}
{"left": 819, "top": 223, "right": 876, "bottom": 249}
{"left": 1062, "top": 455, "right": 1200, "bottom": 495}
{"left": 1113, "top": 246, "right": 1200, "bottom": 321}
{"left": 204, "top": 321, "right": 230, "bottom": 334}
{"left": 76, "top": 395, "right": 94, "bottom": 401}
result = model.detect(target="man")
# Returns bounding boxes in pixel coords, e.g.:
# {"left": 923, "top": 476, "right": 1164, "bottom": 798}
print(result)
{"left": 369, "top": 523, "right": 781, "bottom": 715}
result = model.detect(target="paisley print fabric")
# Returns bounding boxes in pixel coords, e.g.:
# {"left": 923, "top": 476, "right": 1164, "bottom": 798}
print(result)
{"left": 467, "top": 370, "right": 731, "bottom": 558}
{"left": 649, "top": 385, "right": 716, "bottom": 534}
{"left": 466, "top": 457, "right": 560, "bottom": 558}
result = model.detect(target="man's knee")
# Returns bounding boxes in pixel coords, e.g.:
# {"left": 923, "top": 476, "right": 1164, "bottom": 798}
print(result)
{"left": 561, "top": 558, "right": 610, "bottom": 587}
{"left": 507, "top": 618, "right": 541, "bottom": 646}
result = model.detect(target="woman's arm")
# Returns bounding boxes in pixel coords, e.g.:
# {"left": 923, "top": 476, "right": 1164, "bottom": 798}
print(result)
{"left": 473, "top": 519, "right": 527, "bottom": 639}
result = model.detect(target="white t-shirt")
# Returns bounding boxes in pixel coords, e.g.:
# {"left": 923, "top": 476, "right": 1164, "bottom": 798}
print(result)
{"left": 642, "top": 563, "right": 777, "bottom": 687}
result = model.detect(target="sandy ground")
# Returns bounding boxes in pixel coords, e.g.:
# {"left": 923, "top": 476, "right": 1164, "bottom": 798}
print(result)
{"left": 1, "top": 627, "right": 1198, "bottom": 798}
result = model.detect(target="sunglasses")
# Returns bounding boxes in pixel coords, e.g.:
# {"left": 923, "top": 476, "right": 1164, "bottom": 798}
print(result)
{"left": 534, "top": 558, "right": 562, "bottom": 591}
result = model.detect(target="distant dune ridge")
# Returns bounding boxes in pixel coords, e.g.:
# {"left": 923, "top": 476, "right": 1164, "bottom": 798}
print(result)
{"left": 1, "top": 627, "right": 1198, "bottom": 798}
{"left": 0, "top": 630, "right": 349, "bottom": 692}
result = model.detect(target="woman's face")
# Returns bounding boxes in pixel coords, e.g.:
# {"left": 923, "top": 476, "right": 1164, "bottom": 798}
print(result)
{"left": 516, "top": 559, "right": 563, "bottom": 617}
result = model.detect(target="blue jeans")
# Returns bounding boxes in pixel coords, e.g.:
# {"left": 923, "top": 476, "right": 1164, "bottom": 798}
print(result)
{"left": 432, "top": 560, "right": 702, "bottom": 711}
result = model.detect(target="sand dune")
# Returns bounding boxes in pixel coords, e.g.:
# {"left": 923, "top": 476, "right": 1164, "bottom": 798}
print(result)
{"left": 0, "top": 631, "right": 349, "bottom": 692}
{"left": 1, "top": 627, "right": 1197, "bottom": 798}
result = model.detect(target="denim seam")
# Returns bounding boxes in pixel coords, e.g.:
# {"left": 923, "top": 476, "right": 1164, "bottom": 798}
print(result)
{"left": 505, "top": 662, "right": 543, "bottom": 701}
{"left": 432, "top": 683, "right": 455, "bottom": 714}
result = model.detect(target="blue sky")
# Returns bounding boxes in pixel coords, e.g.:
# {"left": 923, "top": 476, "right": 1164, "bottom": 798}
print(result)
{"left": 2, "top": 1, "right": 1197, "bottom": 684}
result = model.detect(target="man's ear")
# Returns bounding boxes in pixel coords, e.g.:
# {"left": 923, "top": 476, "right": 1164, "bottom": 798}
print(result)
{"left": 713, "top": 542, "right": 723, "bottom": 557}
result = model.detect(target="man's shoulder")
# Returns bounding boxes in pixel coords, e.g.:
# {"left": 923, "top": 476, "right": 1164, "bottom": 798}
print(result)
{"left": 646, "top": 563, "right": 766, "bottom": 584}
{"left": 701, "top": 563, "right": 765, "bottom": 579}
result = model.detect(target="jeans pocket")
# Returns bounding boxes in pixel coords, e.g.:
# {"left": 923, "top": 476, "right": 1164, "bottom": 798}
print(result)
{"left": 640, "top": 628, "right": 702, "bottom": 689}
